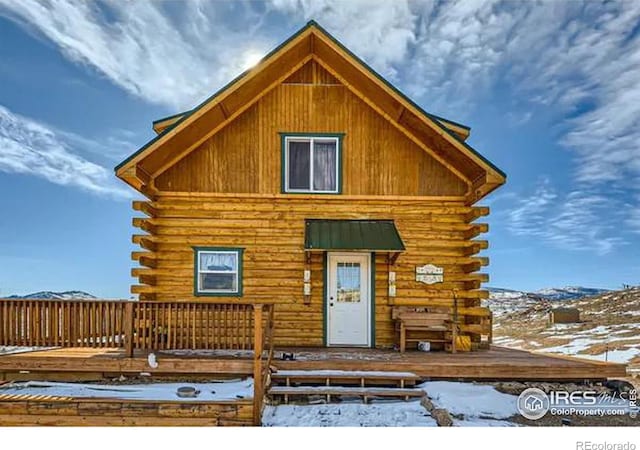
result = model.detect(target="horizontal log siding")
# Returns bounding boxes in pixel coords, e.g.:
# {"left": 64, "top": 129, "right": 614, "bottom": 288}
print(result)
{"left": 132, "top": 195, "right": 488, "bottom": 347}
{"left": 0, "top": 398, "right": 253, "bottom": 426}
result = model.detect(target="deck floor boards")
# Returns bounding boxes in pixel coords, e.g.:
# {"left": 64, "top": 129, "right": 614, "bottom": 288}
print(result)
{"left": 0, "top": 346, "right": 627, "bottom": 381}
{"left": 272, "top": 347, "right": 627, "bottom": 380}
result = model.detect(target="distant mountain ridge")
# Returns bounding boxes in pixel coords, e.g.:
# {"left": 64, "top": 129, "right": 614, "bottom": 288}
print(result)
{"left": 487, "top": 286, "right": 609, "bottom": 301}
{"left": 5, "top": 290, "right": 96, "bottom": 300}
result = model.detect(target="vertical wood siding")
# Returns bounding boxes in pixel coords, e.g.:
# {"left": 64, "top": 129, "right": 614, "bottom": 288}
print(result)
{"left": 155, "top": 82, "right": 468, "bottom": 196}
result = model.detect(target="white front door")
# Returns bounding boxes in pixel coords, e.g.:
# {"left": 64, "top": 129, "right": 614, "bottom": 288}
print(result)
{"left": 327, "top": 253, "right": 370, "bottom": 347}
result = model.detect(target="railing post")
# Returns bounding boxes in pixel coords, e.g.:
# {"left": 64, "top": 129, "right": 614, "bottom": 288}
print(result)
{"left": 489, "top": 311, "right": 493, "bottom": 345}
{"left": 125, "top": 301, "right": 135, "bottom": 358}
{"left": 252, "top": 304, "right": 264, "bottom": 426}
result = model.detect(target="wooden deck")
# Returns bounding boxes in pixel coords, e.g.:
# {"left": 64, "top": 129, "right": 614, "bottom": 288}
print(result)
{"left": 0, "top": 348, "right": 254, "bottom": 380}
{"left": 0, "top": 346, "right": 626, "bottom": 381}
{"left": 272, "top": 347, "right": 628, "bottom": 380}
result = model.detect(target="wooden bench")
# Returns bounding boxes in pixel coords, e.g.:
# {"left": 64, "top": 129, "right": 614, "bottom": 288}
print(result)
{"left": 392, "top": 307, "right": 458, "bottom": 353}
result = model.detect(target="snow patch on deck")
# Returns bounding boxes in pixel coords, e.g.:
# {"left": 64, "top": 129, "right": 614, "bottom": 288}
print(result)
{"left": 0, "top": 346, "right": 55, "bottom": 355}
{"left": 0, "top": 379, "right": 254, "bottom": 401}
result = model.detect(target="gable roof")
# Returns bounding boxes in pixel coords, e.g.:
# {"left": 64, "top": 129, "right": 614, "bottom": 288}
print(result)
{"left": 115, "top": 21, "right": 505, "bottom": 201}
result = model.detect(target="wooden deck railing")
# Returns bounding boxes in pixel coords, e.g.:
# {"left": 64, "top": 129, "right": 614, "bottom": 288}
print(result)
{"left": 0, "top": 299, "right": 128, "bottom": 348}
{"left": 0, "top": 299, "right": 272, "bottom": 353}
{"left": 131, "top": 301, "right": 257, "bottom": 352}
{"left": 0, "top": 298, "right": 274, "bottom": 425}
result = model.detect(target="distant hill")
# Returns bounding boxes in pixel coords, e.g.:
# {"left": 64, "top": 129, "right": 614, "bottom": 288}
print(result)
{"left": 487, "top": 286, "right": 609, "bottom": 301}
{"left": 5, "top": 290, "right": 96, "bottom": 300}
{"left": 484, "top": 286, "right": 610, "bottom": 317}
{"left": 532, "top": 286, "right": 609, "bottom": 301}
{"left": 491, "top": 286, "right": 640, "bottom": 367}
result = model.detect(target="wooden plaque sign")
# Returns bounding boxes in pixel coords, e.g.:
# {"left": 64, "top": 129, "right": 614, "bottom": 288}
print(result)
{"left": 416, "top": 264, "right": 444, "bottom": 284}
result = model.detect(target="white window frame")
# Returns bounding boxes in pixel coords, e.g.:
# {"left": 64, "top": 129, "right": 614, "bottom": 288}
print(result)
{"left": 196, "top": 250, "right": 240, "bottom": 295}
{"left": 284, "top": 136, "right": 340, "bottom": 193}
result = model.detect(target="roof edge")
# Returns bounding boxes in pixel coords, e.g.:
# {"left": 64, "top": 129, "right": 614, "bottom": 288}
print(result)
{"left": 116, "top": 19, "right": 504, "bottom": 184}
{"left": 115, "top": 20, "right": 319, "bottom": 175}
{"left": 308, "top": 21, "right": 505, "bottom": 180}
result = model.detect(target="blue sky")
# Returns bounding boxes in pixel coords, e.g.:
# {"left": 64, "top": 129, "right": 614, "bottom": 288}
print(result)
{"left": 0, "top": 1, "right": 638, "bottom": 297}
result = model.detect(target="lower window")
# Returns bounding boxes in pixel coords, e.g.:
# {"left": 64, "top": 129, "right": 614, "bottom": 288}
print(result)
{"left": 193, "top": 247, "right": 243, "bottom": 296}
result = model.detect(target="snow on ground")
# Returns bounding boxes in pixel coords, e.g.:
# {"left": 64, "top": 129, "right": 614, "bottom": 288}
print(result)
{"left": 420, "top": 381, "right": 518, "bottom": 427}
{"left": 265, "top": 382, "right": 521, "bottom": 427}
{"left": 539, "top": 338, "right": 602, "bottom": 355}
{"left": 492, "top": 337, "right": 526, "bottom": 347}
{"left": 576, "top": 348, "right": 640, "bottom": 364}
{"left": 263, "top": 401, "right": 437, "bottom": 427}
{"left": 0, "top": 379, "right": 254, "bottom": 401}
{"left": 273, "top": 370, "right": 418, "bottom": 377}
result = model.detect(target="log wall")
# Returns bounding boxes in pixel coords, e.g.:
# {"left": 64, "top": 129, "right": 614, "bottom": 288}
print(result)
{"left": 0, "top": 397, "right": 253, "bottom": 426}
{"left": 132, "top": 194, "right": 489, "bottom": 347}
{"left": 132, "top": 63, "right": 493, "bottom": 349}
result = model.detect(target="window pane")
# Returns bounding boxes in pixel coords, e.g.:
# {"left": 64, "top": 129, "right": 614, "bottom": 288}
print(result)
{"left": 288, "top": 141, "right": 310, "bottom": 190}
{"left": 313, "top": 140, "right": 337, "bottom": 191}
{"left": 200, "top": 252, "right": 237, "bottom": 272}
{"left": 336, "top": 262, "right": 361, "bottom": 303}
{"left": 201, "top": 273, "right": 236, "bottom": 291}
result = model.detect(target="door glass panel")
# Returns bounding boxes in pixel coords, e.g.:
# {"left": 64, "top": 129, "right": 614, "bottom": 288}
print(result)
{"left": 336, "top": 262, "right": 361, "bottom": 303}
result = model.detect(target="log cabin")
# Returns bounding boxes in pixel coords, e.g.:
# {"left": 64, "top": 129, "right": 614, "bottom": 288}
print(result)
{"left": 114, "top": 21, "right": 506, "bottom": 352}
{"left": 2, "top": 21, "right": 631, "bottom": 428}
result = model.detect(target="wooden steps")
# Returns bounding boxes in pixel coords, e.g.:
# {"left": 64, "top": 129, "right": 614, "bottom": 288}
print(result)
{"left": 269, "top": 385, "right": 425, "bottom": 403}
{"left": 271, "top": 369, "right": 421, "bottom": 388}
{"left": 268, "top": 369, "right": 424, "bottom": 403}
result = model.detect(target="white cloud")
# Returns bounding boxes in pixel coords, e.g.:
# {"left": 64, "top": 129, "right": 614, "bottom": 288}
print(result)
{"left": 0, "top": 105, "right": 131, "bottom": 198}
{"left": 506, "top": 178, "right": 626, "bottom": 255}
{"left": 0, "top": 0, "right": 274, "bottom": 110}
{"left": 627, "top": 196, "right": 640, "bottom": 235}
{"left": 1, "top": 0, "right": 639, "bottom": 251}
{"left": 269, "top": 0, "right": 417, "bottom": 79}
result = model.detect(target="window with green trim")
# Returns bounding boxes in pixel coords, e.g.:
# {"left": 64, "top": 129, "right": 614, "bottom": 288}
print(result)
{"left": 283, "top": 135, "right": 341, "bottom": 193}
{"left": 194, "top": 248, "right": 243, "bottom": 296}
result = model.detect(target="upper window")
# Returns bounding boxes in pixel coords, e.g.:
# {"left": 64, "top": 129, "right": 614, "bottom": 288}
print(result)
{"left": 283, "top": 135, "right": 341, "bottom": 193}
{"left": 193, "top": 247, "right": 243, "bottom": 296}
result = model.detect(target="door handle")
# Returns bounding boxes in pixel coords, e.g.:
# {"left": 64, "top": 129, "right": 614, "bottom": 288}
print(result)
{"left": 330, "top": 297, "right": 334, "bottom": 307}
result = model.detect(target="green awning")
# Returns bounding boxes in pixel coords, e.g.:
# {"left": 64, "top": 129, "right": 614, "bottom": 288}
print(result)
{"left": 304, "top": 219, "right": 406, "bottom": 251}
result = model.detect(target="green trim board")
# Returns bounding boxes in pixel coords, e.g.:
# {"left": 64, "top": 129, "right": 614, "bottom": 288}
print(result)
{"left": 192, "top": 246, "right": 244, "bottom": 297}
{"left": 370, "top": 251, "right": 376, "bottom": 348}
{"left": 152, "top": 110, "right": 194, "bottom": 127}
{"left": 322, "top": 252, "right": 328, "bottom": 347}
{"left": 305, "top": 219, "right": 405, "bottom": 251}
{"left": 279, "top": 132, "right": 344, "bottom": 194}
